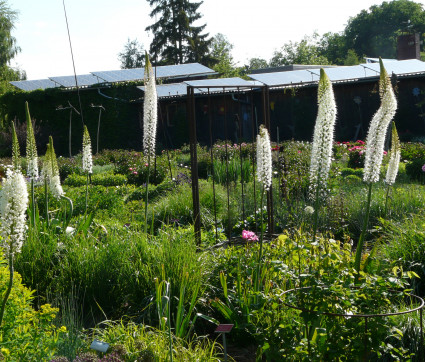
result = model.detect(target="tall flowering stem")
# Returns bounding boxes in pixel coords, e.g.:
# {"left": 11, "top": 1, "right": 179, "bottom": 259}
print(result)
{"left": 0, "top": 169, "right": 29, "bottom": 327}
{"left": 384, "top": 122, "right": 401, "bottom": 216}
{"left": 254, "top": 125, "right": 272, "bottom": 293}
{"left": 143, "top": 53, "right": 158, "bottom": 234}
{"left": 25, "top": 102, "right": 38, "bottom": 229}
{"left": 11, "top": 122, "right": 20, "bottom": 171}
{"left": 41, "top": 142, "right": 52, "bottom": 224}
{"left": 309, "top": 69, "right": 337, "bottom": 243}
{"left": 41, "top": 137, "right": 65, "bottom": 226}
{"left": 82, "top": 125, "right": 93, "bottom": 215}
{"left": 355, "top": 58, "right": 397, "bottom": 273}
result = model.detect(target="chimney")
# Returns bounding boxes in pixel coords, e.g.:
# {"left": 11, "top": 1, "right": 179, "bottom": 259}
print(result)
{"left": 397, "top": 33, "right": 421, "bottom": 60}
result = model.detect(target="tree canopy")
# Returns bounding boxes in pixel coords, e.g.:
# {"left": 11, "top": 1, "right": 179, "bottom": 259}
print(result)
{"left": 0, "top": 1, "right": 23, "bottom": 94}
{"left": 145, "top": 0, "right": 212, "bottom": 65}
{"left": 269, "top": 33, "right": 331, "bottom": 67}
{"left": 0, "top": 0, "right": 19, "bottom": 67}
{"left": 118, "top": 39, "right": 145, "bottom": 69}
{"left": 210, "top": 33, "right": 241, "bottom": 78}
{"left": 343, "top": 0, "right": 425, "bottom": 59}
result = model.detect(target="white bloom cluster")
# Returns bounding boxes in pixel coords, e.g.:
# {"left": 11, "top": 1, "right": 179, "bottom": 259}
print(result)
{"left": 256, "top": 125, "right": 272, "bottom": 191}
{"left": 41, "top": 138, "right": 64, "bottom": 199}
{"left": 309, "top": 69, "right": 337, "bottom": 200}
{"left": 363, "top": 60, "right": 397, "bottom": 183}
{"left": 143, "top": 55, "right": 158, "bottom": 157}
{"left": 82, "top": 126, "right": 93, "bottom": 174}
{"left": 385, "top": 123, "right": 401, "bottom": 186}
{"left": 26, "top": 102, "right": 38, "bottom": 180}
{"left": 0, "top": 169, "right": 29, "bottom": 253}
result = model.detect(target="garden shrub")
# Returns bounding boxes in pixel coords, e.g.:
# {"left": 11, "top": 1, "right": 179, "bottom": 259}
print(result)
{"left": 65, "top": 185, "right": 127, "bottom": 215}
{"left": 118, "top": 155, "right": 169, "bottom": 186}
{"left": 147, "top": 181, "right": 228, "bottom": 232}
{"left": 0, "top": 253, "right": 66, "bottom": 361}
{"left": 347, "top": 144, "right": 366, "bottom": 168}
{"left": 126, "top": 180, "right": 175, "bottom": 202}
{"left": 277, "top": 141, "right": 311, "bottom": 201}
{"left": 210, "top": 231, "right": 414, "bottom": 360}
{"left": 82, "top": 321, "right": 221, "bottom": 361}
{"left": 405, "top": 157, "right": 425, "bottom": 182}
{"left": 197, "top": 151, "right": 212, "bottom": 179}
{"left": 380, "top": 213, "right": 425, "bottom": 295}
{"left": 340, "top": 167, "right": 363, "bottom": 178}
{"left": 401, "top": 142, "right": 425, "bottom": 161}
{"left": 64, "top": 172, "right": 127, "bottom": 187}
{"left": 57, "top": 156, "right": 83, "bottom": 181}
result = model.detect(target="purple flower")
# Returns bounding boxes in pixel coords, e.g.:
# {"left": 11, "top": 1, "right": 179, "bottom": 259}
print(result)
{"left": 422, "top": 164, "right": 425, "bottom": 172}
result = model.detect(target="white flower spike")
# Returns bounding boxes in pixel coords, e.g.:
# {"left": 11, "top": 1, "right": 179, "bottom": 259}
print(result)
{"left": 309, "top": 68, "right": 337, "bottom": 200}
{"left": 0, "top": 168, "right": 29, "bottom": 253}
{"left": 25, "top": 102, "right": 38, "bottom": 180}
{"left": 385, "top": 122, "right": 401, "bottom": 186}
{"left": 82, "top": 125, "right": 93, "bottom": 174}
{"left": 363, "top": 58, "right": 397, "bottom": 184}
{"left": 41, "top": 137, "right": 64, "bottom": 199}
{"left": 256, "top": 125, "right": 272, "bottom": 191}
{"left": 143, "top": 53, "right": 158, "bottom": 157}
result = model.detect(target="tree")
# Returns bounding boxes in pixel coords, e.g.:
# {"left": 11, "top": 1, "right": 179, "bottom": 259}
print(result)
{"left": 0, "top": 65, "right": 24, "bottom": 93}
{"left": 145, "top": 0, "right": 212, "bottom": 65}
{"left": 245, "top": 57, "right": 269, "bottom": 71}
{"left": 0, "top": 1, "right": 23, "bottom": 94}
{"left": 318, "top": 32, "right": 348, "bottom": 64}
{"left": 343, "top": 49, "right": 361, "bottom": 65}
{"left": 210, "top": 33, "right": 241, "bottom": 78}
{"left": 118, "top": 39, "right": 145, "bottom": 69}
{"left": 269, "top": 33, "right": 331, "bottom": 67}
{"left": 0, "top": 1, "right": 19, "bottom": 67}
{"left": 344, "top": 0, "right": 425, "bottom": 59}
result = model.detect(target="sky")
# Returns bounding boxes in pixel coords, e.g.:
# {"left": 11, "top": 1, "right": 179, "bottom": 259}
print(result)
{"left": 8, "top": 0, "right": 425, "bottom": 80}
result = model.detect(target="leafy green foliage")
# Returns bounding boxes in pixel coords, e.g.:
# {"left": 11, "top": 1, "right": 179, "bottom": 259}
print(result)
{"left": 118, "top": 38, "right": 145, "bottom": 69}
{"left": 344, "top": 0, "right": 425, "bottom": 59}
{"left": 145, "top": 0, "right": 212, "bottom": 65}
{"left": 0, "top": 253, "right": 66, "bottom": 360}
{"left": 210, "top": 33, "right": 242, "bottom": 77}
{"left": 210, "top": 230, "right": 416, "bottom": 360}
{"left": 64, "top": 172, "right": 127, "bottom": 187}
{"left": 405, "top": 157, "right": 425, "bottom": 182}
{"left": 270, "top": 33, "right": 331, "bottom": 67}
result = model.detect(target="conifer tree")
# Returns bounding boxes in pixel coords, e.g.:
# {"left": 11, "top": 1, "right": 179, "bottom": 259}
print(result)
{"left": 145, "top": 0, "right": 212, "bottom": 65}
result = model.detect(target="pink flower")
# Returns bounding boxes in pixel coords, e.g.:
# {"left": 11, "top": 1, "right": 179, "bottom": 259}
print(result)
{"left": 383, "top": 151, "right": 387, "bottom": 155}
{"left": 242, "top": 230, "right": 259, "bottom": 242}
{"left": 129, "top": 167, "right": 133, "bottom": 171}
{"left": 133, "top": 171, "right": 138, "bottom": 175}
{"left": 145, "top": 163, "right": 149, "bottom": 167}
{"left": 422, "top": 164, "right": 425, "bottom": 172}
